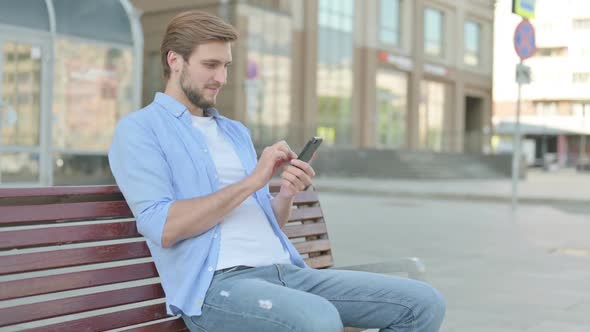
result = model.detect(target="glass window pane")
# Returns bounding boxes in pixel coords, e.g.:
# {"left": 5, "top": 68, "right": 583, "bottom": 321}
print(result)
{"left": 380, "top": 29, "right": 398, "bottom": 46}
{"left": 53, "top": 153, "right": 114, "bottom": 185}
{"left": 419, "top": 80, "right": 445, "bottom": 151}
{"left": 319, "top": 10, "right": 330, "bottom": 27}
{"left": 424, "top": 8, "right": 444, "bottom": 57}
{"left": 244, "top": 7, "right": 292, "bottom": 146}
{"left": 317, "top": 0, "right": 354, "bottom": 146}
{"left": 0, "top": 152, "right": 39, "bottom": 183}
{"left": 52, "top": 38, "right": 134, "bottom": 152}
{"left": 464, "top": 20, "right": 480, "bottom": 66}
{"left": 1, "top": 41, "right": 42, "bottom": 146}
{"left": 53, "top": 0, "right": 133, "bottom": 45}
{"left": 376, "top": 70, "right": 407, "bottom": 149}
{"left": 380, "top": 0, "right": 400, "bottom": 29}
{"left": 341, "top": 0, "right": 354, "bottom": 16}
{"left": 0, "top": 0, "right": 50, "bottom": 31}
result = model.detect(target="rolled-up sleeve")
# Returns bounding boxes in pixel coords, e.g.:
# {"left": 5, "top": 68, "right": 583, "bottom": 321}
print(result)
{"left": 108, "top": 117, "right": 174, "bottom": 247}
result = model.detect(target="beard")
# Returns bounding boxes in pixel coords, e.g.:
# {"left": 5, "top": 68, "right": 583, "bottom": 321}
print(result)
{"left": 179, "top": 67, "right": 216, "bottom": 111}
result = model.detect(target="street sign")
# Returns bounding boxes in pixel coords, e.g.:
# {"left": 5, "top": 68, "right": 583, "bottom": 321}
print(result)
{"left": 516, "top": 63, "right": 531, "bottom": 84}
{"left": 514, "top": 19, "right": 536, "bottom": 60}
{"left": 512, "top": 0, "right": 536, "bottom": 19}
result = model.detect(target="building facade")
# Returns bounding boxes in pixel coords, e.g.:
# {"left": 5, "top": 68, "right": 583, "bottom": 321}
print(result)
{"left": 134, "top": 0, "right": 495, "bottom": 153}
{"left": 494, "top": 0, "right": 590, "bottom": 167}
{"left": 0, "top": 0, "right": 497, "bottom": 187}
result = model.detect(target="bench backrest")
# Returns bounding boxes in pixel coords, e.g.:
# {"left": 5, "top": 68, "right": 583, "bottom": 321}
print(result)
{"left": 0, "top": 182, "right": 332, "bottom": 331}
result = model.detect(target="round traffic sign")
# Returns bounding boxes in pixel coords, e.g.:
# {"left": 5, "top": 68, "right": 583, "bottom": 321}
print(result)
{"left": 514, "top": 19, "right": 536, "bottom": 60}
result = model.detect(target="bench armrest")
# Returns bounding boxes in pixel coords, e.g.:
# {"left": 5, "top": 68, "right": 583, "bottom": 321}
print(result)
{"left": 332, "top": 257, "right": 426, "bottom": 280}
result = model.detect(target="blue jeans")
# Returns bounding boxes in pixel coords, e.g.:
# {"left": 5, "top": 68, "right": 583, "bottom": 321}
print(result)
{"left": 182, "top": 264, "right": 445, "bottom": 332}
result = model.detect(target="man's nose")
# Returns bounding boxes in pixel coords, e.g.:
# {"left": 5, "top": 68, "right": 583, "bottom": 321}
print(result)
{"left": 214, "top": 67, "right": 227, "bottom": 85}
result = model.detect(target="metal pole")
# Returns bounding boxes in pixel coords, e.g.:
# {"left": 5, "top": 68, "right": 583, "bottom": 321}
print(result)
{"left": 542, "top": 109, "right": 547, "bottom": 171}
{"left": 511, "top": 61, "right": 523, "bottom": 211}
{"left": 582, "top": 108, "right": 587, "bottom": 164}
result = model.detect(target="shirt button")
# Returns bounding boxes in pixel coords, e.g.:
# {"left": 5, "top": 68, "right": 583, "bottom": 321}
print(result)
{"left": 213, "top": 233, "right": 218, "bottom": 238}
{"left": 208, "top": 266, "right": 213, "bottom": 272}
{"left": 203, "top": 149, "right": 208, "bottom": 153}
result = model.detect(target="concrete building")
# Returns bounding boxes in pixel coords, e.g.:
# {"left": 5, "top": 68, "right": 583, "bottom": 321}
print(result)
{"left": 0, "top": 0, "right": 499, "bottom": 186}
{"left": 133, "top": 0, "right": 495, "bottom": 154}
{"left": 493, "top": 0, "right": 590, "bottom": 168}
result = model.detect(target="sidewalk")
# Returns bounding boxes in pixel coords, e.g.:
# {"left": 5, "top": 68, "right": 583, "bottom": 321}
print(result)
{"left": 312, "top": 168, "right": 590, "bottom": 204}
{"left": 318, "top": 173, "right": 590, "bottom": 331}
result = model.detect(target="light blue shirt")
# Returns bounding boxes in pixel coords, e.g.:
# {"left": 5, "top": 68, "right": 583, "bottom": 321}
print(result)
{"left": 108, "top": 92, "right": 306, "bottom": 316}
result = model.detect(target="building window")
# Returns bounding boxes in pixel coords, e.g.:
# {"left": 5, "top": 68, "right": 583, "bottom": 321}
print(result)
{"left": 573, "top": 18, "right": 590, "bottom": 30}
{"left": 572, "top": 103, "right": 590, "bottom": 117}
{"left": 572, "top": 72, "right": 590, "bottom": 83}
{"left": 1, "top": 42, "right": 41, "bottom": 147}
{"left": 376, "top": 70, "right": 407, "bottom": 149}
{"left": 317, "top": 0, "right": 354, "bottom": 146}
{"left": 244, "top": 7, "right": 292, "bottom": 146}
{"left": 419, "top": 80, "right": 446, "bottom": 151}
{"left": 535, "top": 102, "right": 557, "bottom": 116}
{"left": 537, "top": 47, "right": 568, "bottom": 57}
{"left": 424, "top": 7, "right": 444, "bottom": 57}
{"left": 48, "top": 38, "right": 134, "bottom": 185}
{"left": 379, "top": 0, "right": 401, "bottom": 47}
{"left": 52, "top": 39, "right": 133, "bottom": 152}
{"left": 464, "top": 20, "right": 481, "bottom": 66}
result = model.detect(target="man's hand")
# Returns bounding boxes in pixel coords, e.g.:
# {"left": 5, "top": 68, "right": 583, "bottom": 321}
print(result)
{"left": 250, "top": 140, "right": 296, "bottom": 189}
{"left": 277, "top": 158, "right": 316, "bottom": 198}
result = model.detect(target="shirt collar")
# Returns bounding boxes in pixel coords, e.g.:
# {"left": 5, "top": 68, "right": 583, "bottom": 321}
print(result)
{"left": 154, "top": 92, "right": 220, "bottom": 119}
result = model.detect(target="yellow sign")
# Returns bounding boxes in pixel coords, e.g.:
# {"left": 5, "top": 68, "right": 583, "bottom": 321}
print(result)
{"left": 512, "top": 0, "right": 536, "bottom": 19}
{"left": 316, "top": 127, "right": 335, "bottom": 145}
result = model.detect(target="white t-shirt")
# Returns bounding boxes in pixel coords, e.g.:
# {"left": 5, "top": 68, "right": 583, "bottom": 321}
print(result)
{"left": 191, "top": 115, "right": 291, "bottom": 270}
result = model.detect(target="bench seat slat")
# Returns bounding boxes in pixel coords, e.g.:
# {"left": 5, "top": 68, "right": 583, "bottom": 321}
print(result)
{"left": 20, "top": 303, "right": 170, "bottom": 332}
{"left": 293, "top": 239, "right": 332, "bottom": 254}
{"left": 305, "top": 254, "right": 334, "bottom": 269}
{"left": 0, "top": 201, "right": 133, "bottom": 226}
{"left": 123, "top": 318, "right": 189, "bottom": 332}
{"left": 0, "top": 185, "right": 122, "bottom": 199}
{"left": 282, "top": 222, "right": 328, "bottom": 238}
{"left": 0, "top": 241, "right": 150, "bottom": 275}
{"left": 292, "top": 191, "right": 319, "bottom": 204}
{"left": 274, "top": 190, "right": 319, "bottom": 205}
{"left": 0, "top": 262, "right": 157, "bottom": 301}
{"left": 0, "top": 284, "right": 165, "bottom": 327}
{"left": 0, "top": 221, "right": 140, "bottom": 250}
{"left": 288, "top": 206, "right": 324, "bottom": 222}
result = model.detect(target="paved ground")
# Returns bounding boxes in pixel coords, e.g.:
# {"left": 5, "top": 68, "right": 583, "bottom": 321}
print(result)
{"left": 313, "top": 168, "right": 590, "bottom": 205}
{"left": 317, "top": 169, "right": 590, "bottom": 331}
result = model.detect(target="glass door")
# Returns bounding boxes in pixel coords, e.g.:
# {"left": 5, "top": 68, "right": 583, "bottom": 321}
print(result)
{"left": 0, "top": 37, "right": 51, "bottom": 186}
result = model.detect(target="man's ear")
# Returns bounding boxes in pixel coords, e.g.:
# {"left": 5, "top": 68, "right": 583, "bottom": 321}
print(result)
{"left": 167, "top": 51, "right": 181, "bottom": 74}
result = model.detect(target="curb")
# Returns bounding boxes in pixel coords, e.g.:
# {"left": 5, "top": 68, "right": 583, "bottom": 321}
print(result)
{"left": 313, "top": 185, "right": 590, "bottom": 205}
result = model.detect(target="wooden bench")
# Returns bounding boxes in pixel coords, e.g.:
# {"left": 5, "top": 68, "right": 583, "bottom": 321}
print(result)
{"left": 0, "top": 182, "right": 424, "bottom": 331}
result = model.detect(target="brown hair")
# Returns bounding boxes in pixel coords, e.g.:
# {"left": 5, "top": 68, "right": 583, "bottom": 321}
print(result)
{"left": 160, "top": 11, "right": 238, "bottom": 80}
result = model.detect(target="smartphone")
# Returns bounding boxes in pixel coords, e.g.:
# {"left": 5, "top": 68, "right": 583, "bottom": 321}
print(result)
{"left": 297, "top": 137, "right": 323, "bottom": 163}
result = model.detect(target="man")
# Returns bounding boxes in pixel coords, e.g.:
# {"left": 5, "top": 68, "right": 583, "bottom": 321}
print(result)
{"left": 109, "top": 11, "right": 445, "bottom": 332}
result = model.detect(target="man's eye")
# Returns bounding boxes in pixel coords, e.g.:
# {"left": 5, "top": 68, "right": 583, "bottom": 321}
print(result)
{"left": 204, "top": 63, "right": 216, "bottom": 69}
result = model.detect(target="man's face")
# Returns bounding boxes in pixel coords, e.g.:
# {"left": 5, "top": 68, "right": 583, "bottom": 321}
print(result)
{"left": 178, "top": 41, "right": 232, "bottom": 111}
